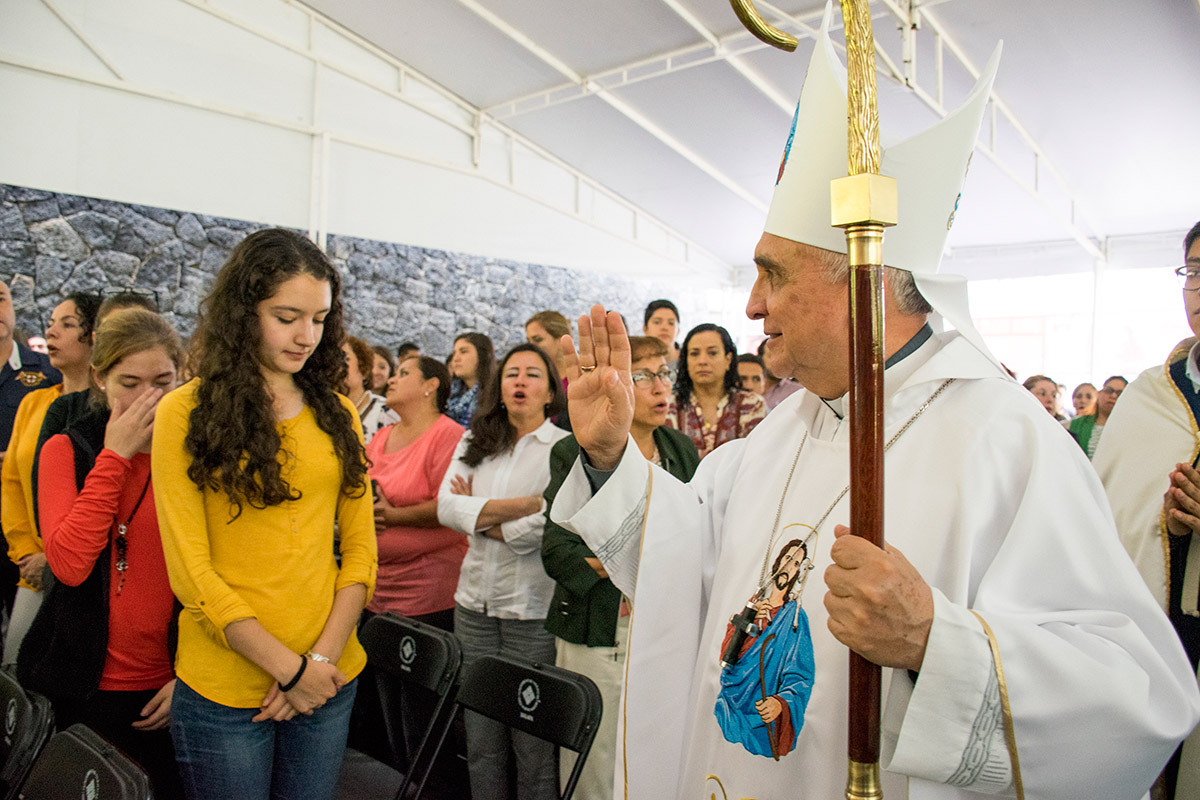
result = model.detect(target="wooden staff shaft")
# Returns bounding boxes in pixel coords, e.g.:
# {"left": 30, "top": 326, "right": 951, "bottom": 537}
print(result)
{"left": 848, "top": 254, "right": 885, "bottom": 766}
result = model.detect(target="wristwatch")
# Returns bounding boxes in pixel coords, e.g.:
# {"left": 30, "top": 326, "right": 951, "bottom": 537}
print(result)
{"left": 306, "top": 651, "right": 332, "bottom": 664}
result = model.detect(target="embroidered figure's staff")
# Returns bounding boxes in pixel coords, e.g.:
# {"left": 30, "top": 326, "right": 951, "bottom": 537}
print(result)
{"left": 730, "top": 2, "right": 894, "bottom": 797}
{"left": 758, "top": 632, "right": 780, "bottom": 761}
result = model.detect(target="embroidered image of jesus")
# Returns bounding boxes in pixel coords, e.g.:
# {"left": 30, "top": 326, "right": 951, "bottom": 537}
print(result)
{"left": 713, "top": 538, "right": 815, "bottom": 760}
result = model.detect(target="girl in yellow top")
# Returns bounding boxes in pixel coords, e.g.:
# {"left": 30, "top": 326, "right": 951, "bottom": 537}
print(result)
{"left": 1, "top": 291, "right": 100, "bottom": 664}
{"left": 152, "top": 228, "right": 376, "bottom": 800}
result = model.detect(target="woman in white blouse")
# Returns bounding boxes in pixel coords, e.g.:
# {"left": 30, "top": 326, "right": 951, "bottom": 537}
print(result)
{"left": 438, "top": 343, "right": 568, "bottom": 800}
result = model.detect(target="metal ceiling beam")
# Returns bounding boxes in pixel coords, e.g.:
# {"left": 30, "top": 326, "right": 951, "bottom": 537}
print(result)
{"left": 875, "top": 0, "right": 1104, "bottom": 259}
{"left": 452, "top": 0, "right": 769, "bottom": 212}
{"left": 656, "top": 0, "right": 792, "bottom": 113}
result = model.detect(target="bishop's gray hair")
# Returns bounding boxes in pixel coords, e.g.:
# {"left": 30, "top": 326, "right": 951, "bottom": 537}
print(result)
{"left": 816, "top": 249, "right": 933, "bottom": 317}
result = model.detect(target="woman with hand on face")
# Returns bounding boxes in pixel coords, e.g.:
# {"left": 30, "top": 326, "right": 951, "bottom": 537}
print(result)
{"left": 668, "top": 323, "right": 766, "bottom": 459}
{"left": 438, "top": 344, "right": 569, "bottom": 800}
{"left": 1, "top": 292, "right": 100, "bottom": 665}
{"left": 342, "top": 336, "right": 399, "bottom": 444}
{"left": 446, "top": 332, "right": 495, "bottom": 427}
{"left": 152, "top": 229, "right": 376, "bottom": 800}
{"left": 35, "top": 308, "right": 185, "bottom": 798}
{"left": 540, "top": 336, "right": 698, "bottom": 800}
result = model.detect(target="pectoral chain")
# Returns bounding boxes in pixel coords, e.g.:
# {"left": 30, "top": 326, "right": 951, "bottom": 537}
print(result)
{"left": 758, "top": 379, "right": 956, "bottom": 585}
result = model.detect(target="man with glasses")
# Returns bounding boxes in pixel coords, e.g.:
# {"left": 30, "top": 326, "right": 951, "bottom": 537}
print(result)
{"left": 1095, "top": 220, "right": 1200, "bottom": 798}
{"left": 540, "top": 335, "right": 697, "bottom": 800}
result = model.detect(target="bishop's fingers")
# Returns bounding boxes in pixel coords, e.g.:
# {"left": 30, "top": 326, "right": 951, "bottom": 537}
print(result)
{"left": 589, "top": 304, "right": 611, "bottom": 370}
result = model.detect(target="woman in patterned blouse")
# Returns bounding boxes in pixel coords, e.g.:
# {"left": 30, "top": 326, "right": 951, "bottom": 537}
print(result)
{"left": 667, "top": 323, "right": 766, "bottom": 459}
{"left": 446, "top": 332, "right": 494, "bottom": 427}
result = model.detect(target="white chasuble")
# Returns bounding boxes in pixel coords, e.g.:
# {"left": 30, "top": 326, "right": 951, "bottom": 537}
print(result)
{"left": 552, "top": 332, "right": 1200, "bottom": 800}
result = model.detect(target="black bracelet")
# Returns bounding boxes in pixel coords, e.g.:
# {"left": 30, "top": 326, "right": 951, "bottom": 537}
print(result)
{"left": 279, "top": 653, "right": 307, "bottom": 692}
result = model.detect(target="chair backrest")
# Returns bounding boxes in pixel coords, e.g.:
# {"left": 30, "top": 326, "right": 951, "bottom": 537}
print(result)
{"left": 360, "top": 613, "right": 461, "bottom": 698}
{"left": 359, "top": 613, "right": 462, "bottom": 800}
{"left": 0, "top": 668, "right": 53, "bottom": 800}
{"left": 17, "top": 724, "right": 151, "bottom": 800}
{"left": 455, "top": 654, "right": 602, "bottom": 800}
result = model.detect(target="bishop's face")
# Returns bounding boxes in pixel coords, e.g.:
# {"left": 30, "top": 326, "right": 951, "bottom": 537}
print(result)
{"left": 747, "top": 233, "right": 851, "bottom": 399}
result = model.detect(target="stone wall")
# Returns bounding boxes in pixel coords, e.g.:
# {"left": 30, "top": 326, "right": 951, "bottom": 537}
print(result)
{"left": 0, "top": 183, "right": 704, "bottom": 359}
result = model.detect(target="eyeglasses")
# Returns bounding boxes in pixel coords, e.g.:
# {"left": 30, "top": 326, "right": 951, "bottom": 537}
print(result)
{"left": 630, "top": 368, "right": 674, "bottom": 388}
{"left": 1100, "top": 386, "right": 1123, "bottom": 397}
{"left": 1174, "top": 265, "right": 1200, "bottom": 291}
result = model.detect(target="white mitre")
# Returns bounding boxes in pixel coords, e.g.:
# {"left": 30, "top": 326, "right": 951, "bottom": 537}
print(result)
{"left": 764, "top": 3, "right": 1004, "bottom": 370}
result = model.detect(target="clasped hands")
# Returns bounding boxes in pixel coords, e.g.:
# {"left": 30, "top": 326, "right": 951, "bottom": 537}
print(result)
{"left": 566, "top": 304, "right": 934, "bottom": 671}
{"left": 254, "top": 656, "right": 346, "bottom": 723}
{"left": 1165, "top": 462, "right": 1200, "bottom": 537}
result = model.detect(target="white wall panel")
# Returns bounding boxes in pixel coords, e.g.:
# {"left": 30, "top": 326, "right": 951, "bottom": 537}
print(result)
{"left": 315, "top": 68, "right": 472, "bottom": 167}
{"left": 0, "top": 0, "right": 730, "bottom": 285}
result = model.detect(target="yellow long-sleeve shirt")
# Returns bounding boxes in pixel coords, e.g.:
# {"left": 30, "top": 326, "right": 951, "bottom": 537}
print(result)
{"left": 152, "top": 379, "right": 377, "bottom": 708}
{"left": 1, "top": 385, "right": 62, "bottom": 588}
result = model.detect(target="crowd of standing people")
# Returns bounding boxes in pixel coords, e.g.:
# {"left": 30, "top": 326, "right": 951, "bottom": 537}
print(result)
{"left": 0, "top": 220, "right": 1197, "bottom": 800}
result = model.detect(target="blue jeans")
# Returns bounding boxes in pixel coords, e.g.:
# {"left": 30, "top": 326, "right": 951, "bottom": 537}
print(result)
{"left": 454, "top": 605, "right": 558, "bottom": 800}
{"left": 170, "top": 678, "right": 357, "bottom": 800}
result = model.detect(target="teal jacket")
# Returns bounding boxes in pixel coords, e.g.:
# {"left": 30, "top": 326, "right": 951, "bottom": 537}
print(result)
{"left": 541, "top": 428, "right": 699, "bottom": 647}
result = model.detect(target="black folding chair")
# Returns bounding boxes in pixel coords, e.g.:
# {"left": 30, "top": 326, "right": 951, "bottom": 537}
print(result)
{"left": 453, "top": 654, "right": 602, "bottom": 800}
{"left": 17, "top": 723, "right": 151, "bottom": 800}
{"left": 0, "top": 667, "right": 53, "bottom": 800}
{"left": 338, "top": 614, "right": 463, "bottom": 800}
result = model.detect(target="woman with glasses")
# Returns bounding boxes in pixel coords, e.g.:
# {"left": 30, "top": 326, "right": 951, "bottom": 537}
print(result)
{"left": 1068, "top": 375, "right": 1127, "bottom": 460}
{"left": 669, "top": 323, "right": 766, "bottom": 459}
{"left": 540, "top": 336, "right": 698, "bottom": 800}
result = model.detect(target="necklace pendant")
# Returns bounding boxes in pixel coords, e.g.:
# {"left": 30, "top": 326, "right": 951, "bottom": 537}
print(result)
{"left": 116, "top": 559, "right": 128, "bottom": 572}
{"left": 117, "top": 524, "right": 128, "bottom": 536}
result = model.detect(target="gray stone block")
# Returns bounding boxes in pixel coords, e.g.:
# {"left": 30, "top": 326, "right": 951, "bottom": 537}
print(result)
{"left": 176, "top": 267, "right": 215, "bottom": 319}
{"left": 129, "top": 204, "right": 179, "bottom": 227}
{"left": 30, "top": 218, "right": 89, "bottom": 261}
{"left": 0, "top": 203, "right": 28, "bottom": 240}
{"left": 206, "top": 226, "right": 246, "bottom": 249}
{"left": 113, "top": 225, "right": 151, "bottom": 259}
{"left": 112, "top": 207, "right": 173, "bottom": 247}
{"left": 175, "top": 213, "right": 207, "bottom": 247}
{"left": 34, "top": 256, "right": 75, "bottom": 293}
{"left": 7, "top": 187, "right": 53, "bottom": 203}
{"left": 59, "top": 261, "right": 110, "bottom": 296}
{"left": 135, "top": 240, "right": 187, "bottom": 292}
{"left": 199, "top": 244, "right": 230, "bottom": 275}
{"left": 0, "top": 239, "right": 35, "bottom": 276}
{"left": 21, "top": 198, "right": 61, "bottom": 225}
{"left": 79, "top": 250, "right": 140, "bottom": 287}
{"left": 57, "top": 193, "right": 91, "bottom": 216}
{"left": 66, "top": 211, "right": 120, "bottom": 249}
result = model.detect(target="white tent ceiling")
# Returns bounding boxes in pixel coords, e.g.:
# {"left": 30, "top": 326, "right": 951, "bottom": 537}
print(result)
{"left": 303, "top": 0, "right": 1200, "bottom": 278}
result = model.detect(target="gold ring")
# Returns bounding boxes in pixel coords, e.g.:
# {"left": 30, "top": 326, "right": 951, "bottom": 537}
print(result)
{"left": 580, "top": 366, "right": 596, "bottom": 373}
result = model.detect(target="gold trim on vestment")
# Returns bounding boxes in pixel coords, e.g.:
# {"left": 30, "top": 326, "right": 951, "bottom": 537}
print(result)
{"left": 1161, "top": 338, "right": 1200, "bottom": 606}
{"left": 969, "top": 610, "right": 1024, "bottom": 800}
{"left": 621, "top": 462, "right": 654, "bottom": 800}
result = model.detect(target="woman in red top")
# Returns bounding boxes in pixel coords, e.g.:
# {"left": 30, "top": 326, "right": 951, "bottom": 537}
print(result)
{"left": 367, "top": 355, "right": 466, "bottom": 629}
{"left": 38, "top": 308, "right": 185, "bottom": 799}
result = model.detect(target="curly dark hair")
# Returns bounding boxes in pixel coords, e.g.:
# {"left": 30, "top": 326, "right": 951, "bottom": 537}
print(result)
{"left": 674, "top": 323, "right": 740, "bottom": 407}
{"left": 185, "top": 228, "right": 368, "bottom": 518}
{"left": 461, "top": 343, "right": 565, "bottom": 468}
{"left": 63, "top": 292, "right": 102, "bottom": 343}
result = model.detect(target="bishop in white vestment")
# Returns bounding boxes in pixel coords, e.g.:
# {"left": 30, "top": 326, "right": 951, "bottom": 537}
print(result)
{"left": 549, "top": 9, "right": 1200, "bottom": 800}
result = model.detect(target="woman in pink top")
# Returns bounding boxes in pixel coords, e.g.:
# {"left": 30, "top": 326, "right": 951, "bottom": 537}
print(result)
{"left": 367, "top": 355, "right": 466, "bottom": 630}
